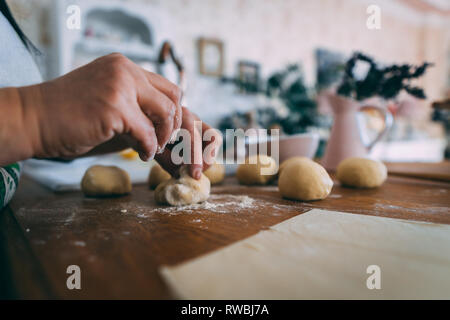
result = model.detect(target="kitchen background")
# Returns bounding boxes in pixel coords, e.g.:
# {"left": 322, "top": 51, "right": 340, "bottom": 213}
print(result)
{"left": 6, "top": 0, "right": 450, "bottom": 165}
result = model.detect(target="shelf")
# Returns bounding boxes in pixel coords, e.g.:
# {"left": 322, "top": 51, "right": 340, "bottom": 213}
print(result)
{"left": 77, "top": 38, "right": 157, "bottom": 60}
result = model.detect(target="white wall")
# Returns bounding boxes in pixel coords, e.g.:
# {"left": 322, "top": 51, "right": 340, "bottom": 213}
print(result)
{"left": 7, "top": 0, "right": 450, "bottom": 124}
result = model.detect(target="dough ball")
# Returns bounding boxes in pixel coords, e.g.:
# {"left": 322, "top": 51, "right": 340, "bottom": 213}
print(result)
{"left": 203, "top": 162, "right": 225, "bottom": 185}
{"left": 148, "top": 163, "right": 171, "bottom": 189}
{"left": 155, "top": 166, "right": 210, "bottom": 206}
{"left": 236, "top": 155, "right": 277, "bottom": 185}
{"left": 279, "top": 156, "right": 309, "bottom": 176}
{"left": 278, "top": 158, "right": 333, "bottom": 201}
{"left": 81, "top": 165, "right": 131, "bottom": 197}
{"left": 336, "top": 157, "right": 387, "bottom": 188}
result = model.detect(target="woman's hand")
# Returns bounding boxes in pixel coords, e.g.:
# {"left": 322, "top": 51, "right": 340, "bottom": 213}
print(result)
{"left": 18, "top": 53, "right": 182, "bottom": 162}
{"left": 13, "top": 53, "right": 222, "bottom": 179}
{"left": 155, "top": 107, "right": 223, "bottom": 179}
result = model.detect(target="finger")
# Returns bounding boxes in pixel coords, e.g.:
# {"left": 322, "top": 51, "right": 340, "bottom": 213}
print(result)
{"left": 143, "top": 72, "right": 183, "bottom": 140}
{"left": 171, "top": 102, "right": 182, "bottom": 143}
{"left": 136, "top": 83, "right": 176, "bottom": 151}
{"left": 144, "top": 71, "right": 183, "bottom": 107}
{"left": 201, "top": 123, "right": 222, "bottom": 169}
{"left": 182, "top": 111, "right": 203, "bottom": 180}
{"left": 190, "top": 111, "right": 223, "bottom": 170}
{"left": 125, "top": 108, "right": 158, "bottom": 161}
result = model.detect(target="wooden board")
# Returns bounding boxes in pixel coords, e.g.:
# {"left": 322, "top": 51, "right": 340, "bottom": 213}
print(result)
{"left": 386, "top": 161, "right": 450, "bottom": 182}
{"left": 162, "top": 209, "right": 450, "bottom": 299}
{"left": 2, "top": 173, "right": 450, "bottom": 299}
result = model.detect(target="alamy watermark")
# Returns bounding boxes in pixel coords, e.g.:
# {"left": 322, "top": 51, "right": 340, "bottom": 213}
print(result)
{"left": 366, "top": 4, "right": 381, "bottom": 30}
{"left": 366, "top": 265, "right": 381, "bottom": 290}
{"left": 66, "top": 5, "right": 81, "bottom": 30}
{"left": 66, "top": 265, "right": 81, "bottom": 290}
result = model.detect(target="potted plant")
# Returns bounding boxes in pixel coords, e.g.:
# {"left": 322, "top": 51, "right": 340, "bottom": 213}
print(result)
{"left": 321, "top": 52, "right": 432, "bottom": 170}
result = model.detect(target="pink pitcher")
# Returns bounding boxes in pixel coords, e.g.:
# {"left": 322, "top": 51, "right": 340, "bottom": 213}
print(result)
{"left": 321, "top": 93, "right": 393, "bottom": 171}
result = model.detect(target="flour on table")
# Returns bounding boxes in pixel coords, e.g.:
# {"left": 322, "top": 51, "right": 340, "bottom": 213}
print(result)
{"left": 150, "top": 194, "right": 256, "bottom": 214}
{"left": 73, "top": 240, "right": 86, "bottom": 247}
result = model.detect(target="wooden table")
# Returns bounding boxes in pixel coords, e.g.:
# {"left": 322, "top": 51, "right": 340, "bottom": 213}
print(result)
{"left": 1, "top": 164, "right": 449, "bottom": 299}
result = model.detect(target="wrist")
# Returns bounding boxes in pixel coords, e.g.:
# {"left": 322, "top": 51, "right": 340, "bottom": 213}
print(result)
{"left": 16, "top": 85, "right": 45, "bottom": 159}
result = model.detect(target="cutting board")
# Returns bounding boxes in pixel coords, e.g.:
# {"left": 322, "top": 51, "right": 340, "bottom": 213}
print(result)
{"left": 386, "top": 161, "right": 450, "bottom": 182}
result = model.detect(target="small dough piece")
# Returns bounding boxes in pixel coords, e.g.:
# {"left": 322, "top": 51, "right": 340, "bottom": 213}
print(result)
{"left": 278, "top": 158, "right": 333, "bottom": 201}
{"left": 155, "top": 166, "right": 210, "bottom": 206}
{"left": 148, "top": 163, "right": 171, "bottom": 189}
{"left": 336, "top": 157, "right": 387, "bottom": 188}
{"left": 279, "top": 156, "right": 309, "bottom": 176}
{"left": 236, "top": 155, "right": 277, "bottom": 185}
{"left": 203, "top": 162, "right": 225, "bottom": 185}
{"left": 81, "top": 165, "right": 131, "bottom": 197}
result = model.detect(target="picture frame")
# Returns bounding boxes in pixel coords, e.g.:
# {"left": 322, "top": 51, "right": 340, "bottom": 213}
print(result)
{"left": 237, "top": 60, "right": 260, "bottom": 93}
{"left": 198, "top": 38, "right": 224, "bottom": 77}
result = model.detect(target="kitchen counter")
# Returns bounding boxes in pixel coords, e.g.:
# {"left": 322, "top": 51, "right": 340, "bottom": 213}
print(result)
{"left": 1, "top": 162, "right": 449, "bottom": 299}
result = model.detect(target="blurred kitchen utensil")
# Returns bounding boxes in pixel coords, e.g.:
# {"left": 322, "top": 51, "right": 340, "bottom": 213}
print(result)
{"left": 321, "top": 93, "right": 393, "bottom": 170}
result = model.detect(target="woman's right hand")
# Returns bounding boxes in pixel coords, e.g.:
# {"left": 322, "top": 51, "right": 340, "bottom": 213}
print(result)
{"left": 18, "top": 53, "right": 182, "bottom": 161}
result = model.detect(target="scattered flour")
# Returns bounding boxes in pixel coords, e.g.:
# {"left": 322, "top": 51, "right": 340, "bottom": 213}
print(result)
{"left": 73, "top": 241, "right": 86, "bottom": 247}
{"left": 374, "top": 203, "right": 448, "bottom": 214}
{"left": 150, "top": 194, "right": 257, "bottom": 214}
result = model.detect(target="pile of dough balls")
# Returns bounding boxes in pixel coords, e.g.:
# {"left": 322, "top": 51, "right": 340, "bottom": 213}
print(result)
{"left": 203, "top": 162, "right": 225, "bottom": 185}
{"left": 278, "top": 158, "right": 333, "bottom": 201}
{"left": 336, "top": 157, "right": 387, "bottom": 188}
{"left": 81, "top": 165, "right": 131, "bottom": 197}
{"left": 236, "top": 155, "right": 277, "bottom": 185}
{"left": 155, "top": 166, "right": 210, "bottom": 206}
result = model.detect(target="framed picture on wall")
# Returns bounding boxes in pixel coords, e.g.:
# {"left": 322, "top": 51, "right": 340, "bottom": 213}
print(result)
{"left": 238, "top": 60, "right": 260, "bottom": 93}
{"left": 198, "top": 38, "right": 224, "bottom": 76}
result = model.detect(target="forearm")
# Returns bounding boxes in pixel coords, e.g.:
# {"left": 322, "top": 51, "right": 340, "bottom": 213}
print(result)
{"left": 0, "top": 86, "right": 38, "bottom": 166}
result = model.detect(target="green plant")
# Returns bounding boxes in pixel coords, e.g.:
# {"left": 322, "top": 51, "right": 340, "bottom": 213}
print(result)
{"left": 266, "top": 64, "right": 320, "bottom": 134}
{"left": 218, "top": 64, "right": 322, "bottom": 135}
{"left": 337, "top": 52, "right": 432, "bottom": 101}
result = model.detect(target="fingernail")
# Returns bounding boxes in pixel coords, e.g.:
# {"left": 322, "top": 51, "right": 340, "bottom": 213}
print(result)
{"left": 193, "top": 168, "right": 201, "bottom": 180}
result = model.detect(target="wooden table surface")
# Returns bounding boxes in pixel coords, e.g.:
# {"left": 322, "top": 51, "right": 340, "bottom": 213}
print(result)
{"left": 1, "top": 164, "right": 449, "bottom": 299}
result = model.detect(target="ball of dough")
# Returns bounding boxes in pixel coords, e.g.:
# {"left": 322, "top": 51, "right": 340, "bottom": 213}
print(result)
{"left": 278, "top": 158, "right": 333, "bottom": 201}
{"left": 155, "top": 166, "right": 210, "bottom": 206}
{"left": 336, "top": 157, "right": 387, "bottom": 188}
{"left": 236, "top": 155, "right": 277, "bottom": 185}
{"left": 279, "top": 156, "right": 309, "bottom": 176}
{"left": 81, "top": 165, "right": 131, "bottom": 197}
{"left": 203, "top": 162, "right": 225, "bottom": 185}
{"left": 148, "top": 163, "right": 171, "bottom": 189}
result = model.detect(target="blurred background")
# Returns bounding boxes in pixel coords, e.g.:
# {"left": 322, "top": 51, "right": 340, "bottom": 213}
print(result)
{"left": 7, "top": 0, "right": 450, "bottom": 167}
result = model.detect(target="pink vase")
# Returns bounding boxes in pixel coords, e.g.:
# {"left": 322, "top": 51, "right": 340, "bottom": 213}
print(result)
{"left": 321, "top": 93, "right": 393, "bottom": 171}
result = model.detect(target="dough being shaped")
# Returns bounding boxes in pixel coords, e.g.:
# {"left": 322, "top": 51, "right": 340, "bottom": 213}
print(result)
{"left": 236, "top": 155, "right": 277, "bottom": 185}
{"left": 279, "top": 156, "right": 309, "bottom": 176}
{"left": 336, "top": 157, "right": 387, "bottom": 188}
{"left": 203, "top": 162, "right": 225, "bottom": 185}
{"left": 81, "top": 165, "right": 131, "bottom": 197}
{"left": 155, "top": 166, "right": 210, "bottom": 206}
{"left": 278, "top": 158, "right": 333, "bottom": 201}
{"left": 148, "top": 163, "right": 171, "bottom": 189}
